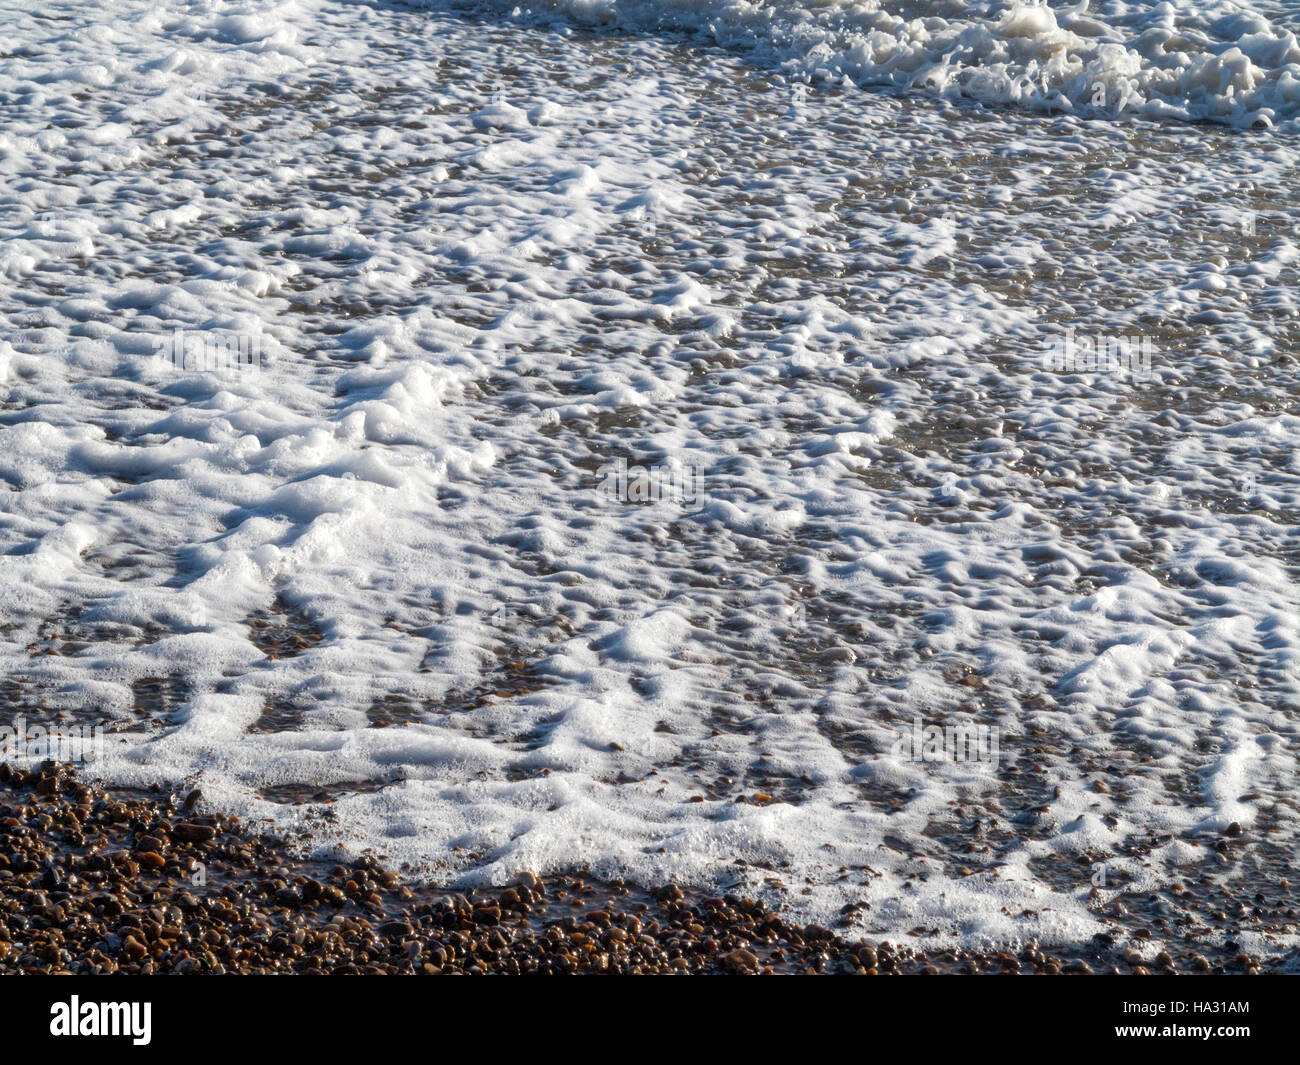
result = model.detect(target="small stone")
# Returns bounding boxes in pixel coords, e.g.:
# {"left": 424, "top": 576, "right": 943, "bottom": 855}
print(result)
{"left": 173, "top": 822, "right": 216, "bottom": 844}
{"left": 721, "top": 948, "right": 758, "bottom": 973}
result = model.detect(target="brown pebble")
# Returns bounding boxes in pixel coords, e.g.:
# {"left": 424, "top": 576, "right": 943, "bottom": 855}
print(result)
{"left": 721, "top": 948, "right": 758, "bottom": 973}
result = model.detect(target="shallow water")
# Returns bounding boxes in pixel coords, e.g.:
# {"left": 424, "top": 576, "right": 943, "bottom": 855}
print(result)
{"left": 1, "top": 0, "right": 1299, "bottom": 956}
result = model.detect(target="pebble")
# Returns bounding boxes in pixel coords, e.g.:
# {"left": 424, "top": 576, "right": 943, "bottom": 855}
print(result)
{"left": 721, "top": 948, "right": 758, "bottom": 972}
{"left": 0, "top": 762, "right": 1288, "bottom": 976}
{"left": 173, "top": 822, "right": 216, "bottom": 844}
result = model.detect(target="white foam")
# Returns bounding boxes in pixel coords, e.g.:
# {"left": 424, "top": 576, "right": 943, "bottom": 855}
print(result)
{"left": 490, "top": 0, "right": 1300, "bottom": 129}
{"left": 0, "top": 0, "right": 1297, "bottom": 951}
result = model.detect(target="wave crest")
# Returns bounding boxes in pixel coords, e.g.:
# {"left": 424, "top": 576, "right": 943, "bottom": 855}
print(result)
{"left": 490, "top": 0, "right": 1300, "bottom": 128}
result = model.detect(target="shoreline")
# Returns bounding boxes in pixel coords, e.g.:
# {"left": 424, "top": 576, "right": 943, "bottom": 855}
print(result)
{"left": 0, "top": 761, "right": 1287, "bottom": 975}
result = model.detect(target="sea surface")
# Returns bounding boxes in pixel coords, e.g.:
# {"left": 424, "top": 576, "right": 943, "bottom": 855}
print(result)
{"left": 2, "top": 0, "right": 1300, "bottom": 957}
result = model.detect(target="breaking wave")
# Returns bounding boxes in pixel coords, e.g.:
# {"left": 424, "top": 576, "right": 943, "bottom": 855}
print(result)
{"left": 476, "top": 0, "right": 1300, "bottom": 128}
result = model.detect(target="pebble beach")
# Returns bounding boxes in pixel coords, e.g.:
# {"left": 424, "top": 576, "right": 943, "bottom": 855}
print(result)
{"left": 2, "top": 762, "right": 1294, "bottom": 974}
